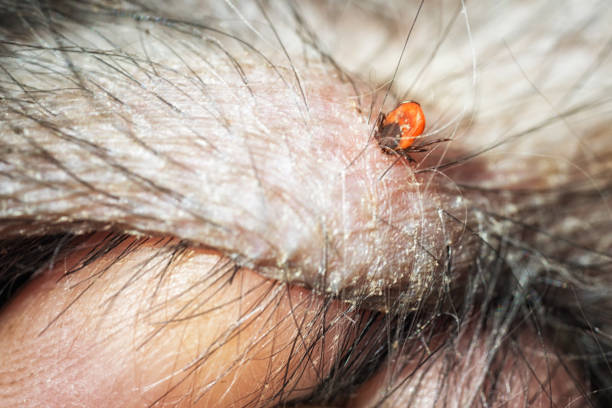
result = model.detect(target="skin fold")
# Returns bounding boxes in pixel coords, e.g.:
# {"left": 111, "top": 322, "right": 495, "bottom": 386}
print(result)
{"left": 0, "top": 1, "right": 611, "bottom": 407}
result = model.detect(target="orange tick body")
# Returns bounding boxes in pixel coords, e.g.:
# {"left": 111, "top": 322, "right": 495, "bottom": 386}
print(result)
{"left": 376, "top": 101, "right": 426, "bottom": 152}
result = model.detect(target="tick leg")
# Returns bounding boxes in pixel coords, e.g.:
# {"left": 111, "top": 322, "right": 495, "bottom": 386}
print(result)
{"left": 399, "top": 150, "right": 416, "bottom": 163}
{"left": 412, "top": 138, "right": 451, "bottom": 149}
{"left": 380, "top": 146, "right": 396, "bottom": 155}
{"left": 373, "top": 112, "right": 386, "bottom": 144}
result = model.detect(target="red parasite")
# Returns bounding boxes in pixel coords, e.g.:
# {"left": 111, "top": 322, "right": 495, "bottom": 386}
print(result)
{"left": 375, "top": 101, "right": 426, "bottom": 154}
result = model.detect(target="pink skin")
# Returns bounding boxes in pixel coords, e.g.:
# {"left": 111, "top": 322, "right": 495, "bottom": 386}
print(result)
{"left": 350, "top": 328, "right": 584, "bottom": 408}
{"left": 0, "top": 235, "right": 364, "bottom": 407}
{"left": 0, "top": 238, "right": 582, "bottom": 407}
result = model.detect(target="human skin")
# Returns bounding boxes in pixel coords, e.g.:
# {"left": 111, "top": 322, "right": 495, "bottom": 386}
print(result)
{"left": 0, "top": 1, "right": 611, "bottom": 407}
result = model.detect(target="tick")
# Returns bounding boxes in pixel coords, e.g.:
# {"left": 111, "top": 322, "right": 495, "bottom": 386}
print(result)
{"left": 375, "top": 101, "right": 426, "bottom": 153}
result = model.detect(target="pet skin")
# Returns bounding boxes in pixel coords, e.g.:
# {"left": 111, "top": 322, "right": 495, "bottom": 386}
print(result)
{"left": 0, "top": 1, "right": 611, "bottom": 407}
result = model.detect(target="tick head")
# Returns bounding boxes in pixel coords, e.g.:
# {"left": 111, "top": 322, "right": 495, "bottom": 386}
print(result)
{"left": 375, "top": 119, "right": 402, "bottom": 153}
